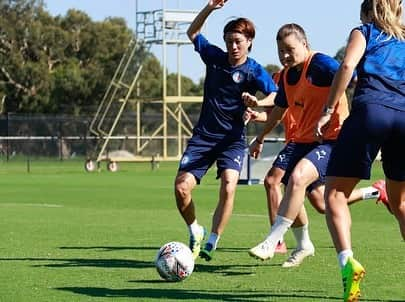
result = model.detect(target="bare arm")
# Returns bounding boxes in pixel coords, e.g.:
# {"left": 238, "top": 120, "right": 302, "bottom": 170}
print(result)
{"left": 244, "top": 107, "right": 268, "bottom": 123}
{"left": 242, "top": 91, "right": 276, "bottom": 107}
{"left": 186, "top": 0, "right": 228, "bottom": 42}
{"left": 250, "top": 105, "right": 286, "bottom": 158}
{"left": 315, "top": 29, "right": 366, "bottom": 138}
{"left": 256, "top": 105, "right": 286, "bottom": 142}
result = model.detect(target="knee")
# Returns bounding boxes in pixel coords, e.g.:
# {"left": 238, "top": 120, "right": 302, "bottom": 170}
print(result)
{"left": 289, "top": 170, "right": 309, "bottom": 189}
{"left": 393, "top": 201, "right": 405, "bottom": 216}
{"left": 264, "top": 174, "right": 281, "bottom": 190}
{"left": 222, "top": 179, "right": 236, "bottom": 197}
{"left": 310, "top": 200, "right": 326, "bottom": 214}
{"left": 174, "top": 178, "right": 192, "bottom": 200}
{"left": 308, "top": 189, "right": 326, "bottom": 214}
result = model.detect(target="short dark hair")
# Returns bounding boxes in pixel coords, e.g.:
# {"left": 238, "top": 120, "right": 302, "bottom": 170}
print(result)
{"left": 223, "top": 18, "right": 255, "bottom": 51}
{"left": 276, "top": 23, "right": 309, "bottom": 48}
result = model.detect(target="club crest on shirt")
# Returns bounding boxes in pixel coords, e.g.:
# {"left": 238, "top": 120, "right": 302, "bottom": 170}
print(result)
{"left": 180, "top": 155, "right": 190, "bottom": 166}
{"left": 232, "top": 71, "right": 245, "bottom": 83}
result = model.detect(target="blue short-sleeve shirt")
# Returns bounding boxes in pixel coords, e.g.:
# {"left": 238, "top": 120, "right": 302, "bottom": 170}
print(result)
{"left": 193, "top": 34, "right": 278, "bottom": 139}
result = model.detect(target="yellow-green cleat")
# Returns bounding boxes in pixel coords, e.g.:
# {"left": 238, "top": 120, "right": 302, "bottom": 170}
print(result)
{"left": 199, "top": 242, "right": 215, "bottom": 261}
{"left": 341, "top": 257, "right": 366, "bottom": 302}
{"left": 189, "top": 226, "right": 206, "bottom": 260}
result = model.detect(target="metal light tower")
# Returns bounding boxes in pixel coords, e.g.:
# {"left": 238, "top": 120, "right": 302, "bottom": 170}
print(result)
{"left": 85, "top": 0, "right": 202, "bottom": 171}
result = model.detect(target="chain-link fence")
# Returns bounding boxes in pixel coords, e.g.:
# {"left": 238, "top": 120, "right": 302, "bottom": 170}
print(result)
{"left": 0, "top": 112, "right": 286, "bottom": 164}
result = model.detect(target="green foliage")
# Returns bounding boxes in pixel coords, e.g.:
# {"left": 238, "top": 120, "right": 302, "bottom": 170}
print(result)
{"left": 265, "top": 63, "right": 281, "bottom": 74}
{"left": 0, "top": 0, "right": 203, "bottom": 115}
{"left": 0, "top": 1, "right": 133, "bottom": 114}
{"left": 0, "top": 0, "right": 347, "bottom": 117}
{"left": 334, "top": 46, "right": 346, "bottom": 63}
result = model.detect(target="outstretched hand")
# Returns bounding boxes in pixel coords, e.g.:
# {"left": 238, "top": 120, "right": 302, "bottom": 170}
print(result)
{"left": 242, "top": 92, "right": 259, "bottom": 107}
{"left": 208, "top": 0, "right": 228, "bottom": 9}
{"left": 314, "top": 113, "right": 332, "bottom": 142}
{"left": 243, "top": 107, "right": 259, "bottom": 125}
{"left": 249, "top": 138, "right": 263, "bottom": 159}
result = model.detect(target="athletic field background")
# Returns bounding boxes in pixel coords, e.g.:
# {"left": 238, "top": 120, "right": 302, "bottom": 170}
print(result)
{"left": 0, "top": 160, "right": 403, "bottom": 301}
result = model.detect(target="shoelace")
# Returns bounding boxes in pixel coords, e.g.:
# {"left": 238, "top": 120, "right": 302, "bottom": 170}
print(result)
{"left": 288, "top": 250, "right": 304, "bottom": 263}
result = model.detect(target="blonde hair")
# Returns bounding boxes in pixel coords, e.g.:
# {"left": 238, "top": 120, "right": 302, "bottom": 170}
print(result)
{"left": 361, "top": 0, "right": 405, "bottom": 40}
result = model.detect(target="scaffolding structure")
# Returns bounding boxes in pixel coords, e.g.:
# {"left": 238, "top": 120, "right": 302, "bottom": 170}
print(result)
{"left": 85, "top": 0, "right": 202, "bottom": 171}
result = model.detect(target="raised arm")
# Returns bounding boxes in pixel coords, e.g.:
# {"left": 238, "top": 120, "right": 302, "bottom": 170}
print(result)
{"left": 186, "top": 0, "right": 228, "bottom": 42}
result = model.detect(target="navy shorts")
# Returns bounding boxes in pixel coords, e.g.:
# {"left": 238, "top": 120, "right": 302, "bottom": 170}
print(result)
{"left": 274, "top": 141, "right": 335, "bottom": 192}
{"left": 327, "top": 103, "right": 405, "bottom": 181}
{"left": 178, "top": 133, "right": 246, "bottom": 183}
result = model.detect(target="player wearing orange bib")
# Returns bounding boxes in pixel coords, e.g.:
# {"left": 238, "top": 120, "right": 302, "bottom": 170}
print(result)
{"left": 246, "top": 23, "right": 389, "bottom": 266}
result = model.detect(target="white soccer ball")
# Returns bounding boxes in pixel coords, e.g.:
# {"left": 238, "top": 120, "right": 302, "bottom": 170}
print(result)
{"left": 155, "top": 241, "right": 194, "bottom": 282}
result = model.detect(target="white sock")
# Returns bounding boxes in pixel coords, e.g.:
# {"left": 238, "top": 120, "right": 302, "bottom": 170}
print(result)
{"left": 207, "top": 233, "right": 220, "bottom": 250}
{"left": 360, "top": 187, "right": 380, "bottom": 200}
{"left": 265, "top": 215, "right": 293, "bottom": 248}
{"left": 269, "top": 225, "right": 284, "bottom": 244}
{"left": 338, "top": 249, "right": 353, "bottom": 268}
{"left": 188, "top": 220, "right": 201, "bottom": 236}
{"left": 292, "top": 224, "right": 314, "bottom": 250}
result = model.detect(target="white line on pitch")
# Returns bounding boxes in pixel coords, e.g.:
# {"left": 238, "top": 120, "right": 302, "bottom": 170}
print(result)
{"left": 0, "top": 203, "right": 63, "bottom": 208}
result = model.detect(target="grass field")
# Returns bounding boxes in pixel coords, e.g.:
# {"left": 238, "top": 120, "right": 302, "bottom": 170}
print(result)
{"left": 0, "top": 159, "right": 404, "bottom": 302}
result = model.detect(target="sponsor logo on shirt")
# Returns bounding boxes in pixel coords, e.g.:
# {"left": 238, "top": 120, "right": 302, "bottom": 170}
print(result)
{"left": 294, "top": 100, "right": 304, "bottom": 107}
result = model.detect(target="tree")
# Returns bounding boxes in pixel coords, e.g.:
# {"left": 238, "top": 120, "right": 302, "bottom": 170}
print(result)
{"left": 265, "top": 64, "right": 281, "bottom": 75}
{"left": 335, "top": 46, "right": 346, "bottom": 63}
{"left": 0, "top": 1, "right": 134, "bottom": 114}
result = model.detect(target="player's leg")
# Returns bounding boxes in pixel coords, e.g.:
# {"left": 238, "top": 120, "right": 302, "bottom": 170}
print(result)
{"left": 200, "top": 139, "right": 245, "bottom": 261}
{"left": 175, "top": 171, "right": 198, "bottom": 225}
{"left": 325, "top": 103, "right": 396, "bottom": 301}
{"left": 264, "top": 166, "right": 284, "bottom": 225}
{"left": 175, "top": 135, "right": 213, "bottom": 259}
{"left": 262, "top": 142, "right": 299, "bottom": 254}
{"left": 307, "top": 182, "right": 388, "bottom": 213}
{"left": 264, "top": 166, "right": 288, "bottom": 253}
{"left": 282, "top": 204, "right": 315, "bottom": 267}
{"left": 175, "top": 171, "right": 206, "bottom": 259}
{"left": 199, "top": 168, "right": 239, "bottom": 261}
{"left": 385, "top": 179, "right": 405, "bottom": 239}
{"left": 324, "top": 176, "right": 365, "bottom": 302}
{"left": 380, "top": 110, "right": 405, "bottom": 232}
{"left": 381, "top": 113, "right": 405, "bottom": 238}
{"left": 249, "top": 156, "right": 319, "bottom": 261}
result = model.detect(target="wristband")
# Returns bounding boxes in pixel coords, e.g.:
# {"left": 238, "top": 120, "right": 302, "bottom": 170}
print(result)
{"left": 323, "top": 106, "right": 334, "bottom": 114}
{"left": 255, "top": 137, "right": 264, "bottom": 144}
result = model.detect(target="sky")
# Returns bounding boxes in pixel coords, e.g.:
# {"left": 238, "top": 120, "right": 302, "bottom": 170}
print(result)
{"left": 45, "top": 0, "right": 365, "bottom": 82}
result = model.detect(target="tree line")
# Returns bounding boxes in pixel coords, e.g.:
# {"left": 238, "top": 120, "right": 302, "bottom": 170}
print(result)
{"left": 0, "top": 0, "right": 345, "bottom": 116}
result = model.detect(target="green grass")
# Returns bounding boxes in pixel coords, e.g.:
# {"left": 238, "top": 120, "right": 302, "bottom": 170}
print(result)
{"left": 0, "top": 159, "right": 403, "bottom": 302}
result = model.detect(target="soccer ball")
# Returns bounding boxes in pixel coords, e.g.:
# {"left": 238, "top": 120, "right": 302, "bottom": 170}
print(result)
{"left": 155, "top": 241, "right": 194, "bottom": 282}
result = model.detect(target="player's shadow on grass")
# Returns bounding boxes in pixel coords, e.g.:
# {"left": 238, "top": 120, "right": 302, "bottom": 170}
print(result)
{"left": 56, "top": 287, "right": 401, "bottom": 301}
{"left": 54, "top": 287, "right": 405, "bottom": 302}
{"left": 0, "top": 257, "right": 154, "bottom": 269}
{"left": 194, "top": 261, "right": 281, "bottom": 276}
{"left": 55, "top": 287, "right": 325, "bottom": 301}
{"left": 59, "top": 246, "right": 160, "bottom": 251}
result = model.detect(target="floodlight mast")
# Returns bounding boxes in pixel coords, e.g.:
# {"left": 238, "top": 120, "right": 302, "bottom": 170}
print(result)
{"left": 134, "top": 0, "right": 201, "bottom": 160}
{"left": 85, "top": 0, "right": 201, "bottom": 171}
